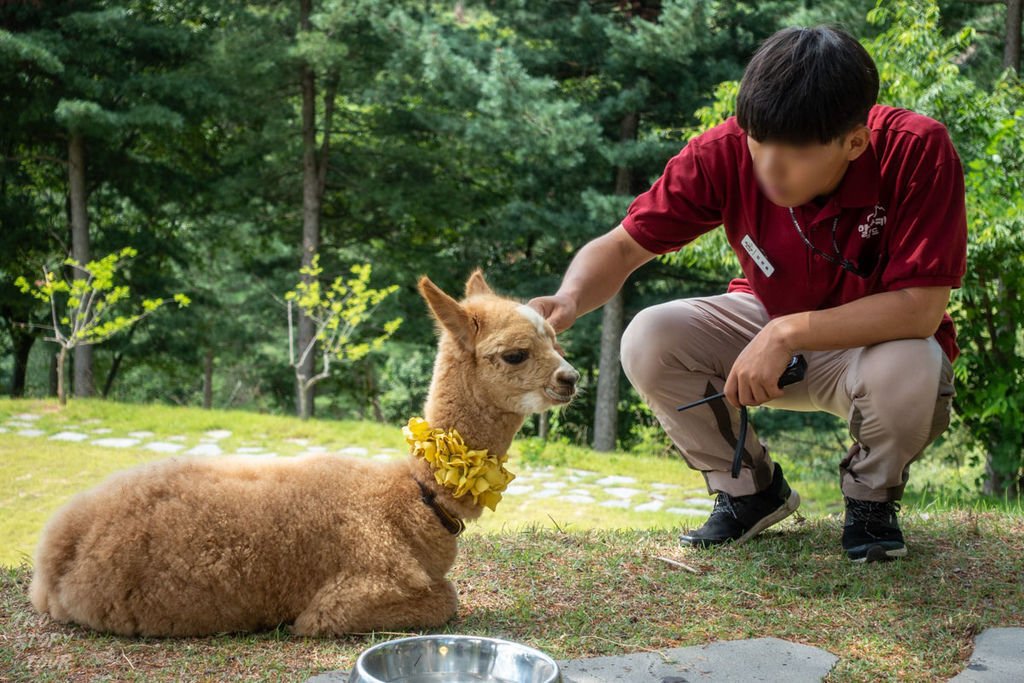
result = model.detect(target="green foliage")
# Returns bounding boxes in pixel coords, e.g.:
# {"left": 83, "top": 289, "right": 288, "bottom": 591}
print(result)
{"left": 285, "top": 254, "right": 402, "bottom": 387}
{"left": 865, "top": 0, "right": 1024, "bottom": 493}
{"left": 14, "top": 246, "right": 190, "bottom": 349}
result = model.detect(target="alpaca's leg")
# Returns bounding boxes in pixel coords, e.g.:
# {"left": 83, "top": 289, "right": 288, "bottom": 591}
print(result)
{"left": 292, "top": 577, "right": 458, "bottom": 637}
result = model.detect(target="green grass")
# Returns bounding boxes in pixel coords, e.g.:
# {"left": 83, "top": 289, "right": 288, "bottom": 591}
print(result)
{"left": 2, "top": 397, "right": 1022, "bottom": 681}
{"left": 3, "top": 514, "right": 1024, "bottom": 681}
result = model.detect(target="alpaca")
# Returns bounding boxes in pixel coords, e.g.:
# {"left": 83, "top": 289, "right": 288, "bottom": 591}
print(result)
{"left": 29, "top": 270, "right": 579, "bottom": 637}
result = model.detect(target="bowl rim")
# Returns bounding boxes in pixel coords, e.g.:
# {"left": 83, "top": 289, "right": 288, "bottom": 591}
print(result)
{"left": 350, "top": 633, "right": 561, "bottom": 683}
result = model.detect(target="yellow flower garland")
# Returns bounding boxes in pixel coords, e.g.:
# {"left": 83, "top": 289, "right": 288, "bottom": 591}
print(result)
{"left": 403, "top": 416, "right": 515, "bottom": 512}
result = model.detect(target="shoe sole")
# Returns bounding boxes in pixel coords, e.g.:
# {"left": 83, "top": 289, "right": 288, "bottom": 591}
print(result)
{"left": 849, "top": 544, "right": 908, "bottom": 563}
{"left": 733, "top": 488, "right": 801, "bottom": 545}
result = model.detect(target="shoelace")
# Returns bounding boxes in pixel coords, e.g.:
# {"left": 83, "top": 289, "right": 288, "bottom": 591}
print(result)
{"left": 846, "top": 498, "right": 901, "bottom": 524}
{"left": 713, "top": 492, "right": 738, "bottom": 518}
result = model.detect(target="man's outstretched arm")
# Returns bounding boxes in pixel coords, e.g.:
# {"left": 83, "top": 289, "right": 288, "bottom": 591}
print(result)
{"left": 528, "top": 224, "right": 657, "bottom": 333}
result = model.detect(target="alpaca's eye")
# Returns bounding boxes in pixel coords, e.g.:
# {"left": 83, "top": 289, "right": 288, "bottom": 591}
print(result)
{"left": 501, "top": 350, "right": 529, "bottom": 365}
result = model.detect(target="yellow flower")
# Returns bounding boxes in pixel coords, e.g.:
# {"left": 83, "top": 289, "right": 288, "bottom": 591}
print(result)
{"left": 404, "top": 416, "right": 516, "bottom": 512}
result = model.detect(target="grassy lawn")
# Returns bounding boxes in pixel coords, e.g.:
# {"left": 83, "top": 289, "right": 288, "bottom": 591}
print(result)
{"left": 2, "top": 397, "right": 1022, "bottom": 681}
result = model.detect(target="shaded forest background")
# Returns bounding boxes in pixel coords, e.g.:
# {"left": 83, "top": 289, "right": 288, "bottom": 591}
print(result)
{"left": 2, "top": 0, "right": 1022, "bottom": 493}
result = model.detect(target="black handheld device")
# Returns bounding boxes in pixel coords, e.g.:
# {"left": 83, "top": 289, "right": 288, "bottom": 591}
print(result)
{"left": 675, "top": 354, "right": 807, "bottom": 478}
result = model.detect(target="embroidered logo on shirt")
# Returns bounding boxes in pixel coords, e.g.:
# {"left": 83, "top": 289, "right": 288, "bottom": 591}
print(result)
{"left": 858, "top": 204, "right": 886, "bottom": 239}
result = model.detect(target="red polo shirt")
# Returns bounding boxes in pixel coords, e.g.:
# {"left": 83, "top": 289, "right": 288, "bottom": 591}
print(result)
{"left": 621, "top": 105, "right": 968, "bottom": 362}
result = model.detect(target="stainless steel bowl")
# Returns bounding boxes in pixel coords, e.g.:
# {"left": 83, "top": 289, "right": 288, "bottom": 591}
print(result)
{"left": 348, "top": 634, "right": 562, "bottom": 683}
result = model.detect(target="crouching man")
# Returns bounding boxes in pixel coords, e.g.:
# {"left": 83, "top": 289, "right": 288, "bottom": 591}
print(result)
{"left": 528, "top": 26, "right": 966, "bottom": 563}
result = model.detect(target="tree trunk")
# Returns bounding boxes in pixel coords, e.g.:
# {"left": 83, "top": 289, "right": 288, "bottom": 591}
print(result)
{"left": 366, "top": 363, "right": 384, "bottom": 422}
{"left": 101, "top": 320, "right": 139, "bottom": 398}
{"left": 68, "top": 131, "right": 94, "bottom": 398}
{"left": 297, "top": 375, "right": 310, "bottom": 420}
{"left": 203, "top": 348, "right": 214, "bottom": 409}
{"left": 1005, "top": 0, "right": 1022, "bottom": 73}
{"left": 592, "top": 111, "right": 639, "bottom": 452}
{"left": 57, "top": 346, "right": 67, "bottom": 406}
{"left": 9, "top": 329, "right": 34, "bottom": 398}
{"left": 293, "top": 0, "right": 338, "bottom": 420}
{"left": 49, "top": 348, "right": 58, "bottom": 397}
{"left": 539, "top": 411, "right": 550, "bottom": 441}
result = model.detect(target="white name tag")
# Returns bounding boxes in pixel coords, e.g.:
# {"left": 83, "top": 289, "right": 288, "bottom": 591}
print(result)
{"left": 741, "top": 234, "right": 775, "bottom": 277}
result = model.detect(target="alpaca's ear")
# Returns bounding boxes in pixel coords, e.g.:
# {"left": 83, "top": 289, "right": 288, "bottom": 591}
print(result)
{"left": 419, "top": 276, "right": 476, "bottom": 353}
{"left": 464, "top": 268, "right": 494, "bottom": 298}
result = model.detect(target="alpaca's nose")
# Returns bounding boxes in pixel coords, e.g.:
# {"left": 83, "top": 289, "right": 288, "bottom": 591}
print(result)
{"left": 555, "top": 368, "right": 580, "bottom": 391}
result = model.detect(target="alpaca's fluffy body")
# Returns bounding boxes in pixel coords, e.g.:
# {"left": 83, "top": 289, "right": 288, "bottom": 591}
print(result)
{"left": 29, "top": 270, "right": 578, "bottom": 637}
{"left": 30, "top": 453, "right": 464, "bottom": 636}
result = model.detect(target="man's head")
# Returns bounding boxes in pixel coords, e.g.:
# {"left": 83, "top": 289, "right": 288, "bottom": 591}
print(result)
{"left": 737, "top": 26, "right": 879, "bottom": 208}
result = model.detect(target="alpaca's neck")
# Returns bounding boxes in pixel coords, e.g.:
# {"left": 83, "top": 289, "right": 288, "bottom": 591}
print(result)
{"left": 421, "top": 346, "right": 524, "bottom": 456}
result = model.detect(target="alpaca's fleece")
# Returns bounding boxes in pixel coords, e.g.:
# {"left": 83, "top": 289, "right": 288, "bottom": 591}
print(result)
{"left": 30, "top": 454, "right": 460, "bottom": 636}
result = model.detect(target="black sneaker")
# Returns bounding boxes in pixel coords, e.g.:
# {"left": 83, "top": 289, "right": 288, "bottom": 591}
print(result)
{"left": 842, "top": 497, "right": 907, "bottom": 563}
{"left": 679, "top": 463, "right": 800, "bottom": 547}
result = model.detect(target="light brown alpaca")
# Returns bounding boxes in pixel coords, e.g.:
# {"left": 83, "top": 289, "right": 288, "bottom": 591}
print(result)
{"left": 29, "top": 270, "right": 578, "bottom": 637}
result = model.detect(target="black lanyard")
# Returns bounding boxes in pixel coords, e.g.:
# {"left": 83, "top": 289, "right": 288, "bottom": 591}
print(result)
{"left": 788, "top": 208, "right": 871, "bottom": 278}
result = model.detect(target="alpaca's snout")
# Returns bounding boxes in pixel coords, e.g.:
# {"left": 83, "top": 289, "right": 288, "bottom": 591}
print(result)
{"left": 555, "top": 367, "right": 580, "bottom": 392}
{"left": 544, "top": 362, "right": 580, "bottom": 404}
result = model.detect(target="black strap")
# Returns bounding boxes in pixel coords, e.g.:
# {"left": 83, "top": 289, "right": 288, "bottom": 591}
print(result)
{"left": 416, "top": 480, "right": 465, "bottom": 536}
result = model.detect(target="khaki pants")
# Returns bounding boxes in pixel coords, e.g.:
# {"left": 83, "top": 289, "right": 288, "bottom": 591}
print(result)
{"left": 619, "top": 292, "right": 955, "bottom": 502}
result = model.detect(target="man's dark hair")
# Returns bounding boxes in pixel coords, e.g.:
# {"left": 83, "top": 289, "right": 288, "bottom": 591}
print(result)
{"left": 736, "top": 26, "right": 879, "bottom": 145}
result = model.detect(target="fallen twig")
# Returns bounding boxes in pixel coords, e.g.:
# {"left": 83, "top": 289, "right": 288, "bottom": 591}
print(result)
{"left": 652, "top": 555, "right": 702, "bottom": 575}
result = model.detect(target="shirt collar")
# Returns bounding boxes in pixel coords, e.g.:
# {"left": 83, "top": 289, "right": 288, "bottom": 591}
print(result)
{"left": 835, "top": 141, "right": 880, "bottom": 208}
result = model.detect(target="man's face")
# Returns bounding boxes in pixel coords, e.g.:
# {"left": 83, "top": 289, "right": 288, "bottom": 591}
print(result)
{"left": 746, "top": 126, "right": 870, "bottom": 207}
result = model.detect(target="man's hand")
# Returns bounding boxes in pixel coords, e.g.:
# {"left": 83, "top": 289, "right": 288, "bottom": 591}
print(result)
{"left": 725, "top": 320, "right": 795, "bottom": 408}
{"left": 526, "top": 293, "right": 578, "bottom": 334}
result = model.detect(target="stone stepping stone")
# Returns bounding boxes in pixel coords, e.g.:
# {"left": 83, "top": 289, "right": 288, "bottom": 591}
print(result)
{"left": 167, "top": 435, "right": 187, "bottom": 442}
{"left": 144, "top": 442, "right": 185, "bottom": 453}
{"left": 634, "top": 500, "right": 663, "bottom": 512}
{"left": 542, "top": 482, "right": 567, "bottom": 490}
{"left": 600, "top": 500, "right": 631, "bottom": 509}
{"left": 651, "top": 482, "right": 678, "bottom": 490}
{"left": 529, "top": 489, "right": 561, "bottom": 499}
{"left": 950, "top": 627, "right": 1024, "bottom": 682}
{"left": 604, "top": 487, "right": 642, "bottom": 499}
{"left": 505, "top": 485, "right": 534, "bottom": 496}
{"left": 7, "top": 422, "right": 33, "bottom": 429}
{"left": 305, "top": 637, "right": 837, "bottom": 683}
{"left": 186, "top": 443, "right": 222, "bottom": 456}
{"left": 16, "top": 429, "right": 45, "bottom": 437}
{"left": 91, "top": 428, "right": 113, "bottom": 434}
{"left": 684, "top": 497, "right": 714, "bottom": 508}
{"left": 596, "top": 475, "right": 637, "bottom": 486}
{"left": 204, "top": 430, "right": 232, "bottom": 440}
{"left": 236, "top": 447, "right": 264, "bottom": 454}
{"left": 667, "top": 507, "right": 714, "bottom": 516}
{"left": 14, "top": 413, "right": 40, "bottom": 421}
{"left": 49, "top": 431, "right": 89, "bottom": 442}
{"left": 371, "top": 454, "right": 392, "bottom": 461}
{"left": 568, "top": 468, "right": 599, "bottom": 477}
{"left": 128, "top": 430, "right": 155, "bottom": 438}
{"left": 564, "top": 495, "right": 596, "bottom": 504}
{"left": 558, "top": 637, "right": 837, "bottom": 682}
{"left": 338, "top": 446, "right": 369, "bottom": 456}
{"left": 92, "top": 437, "right": 140, "bottom": 448}
{"left": 0, "top": 427, "right": 7, "bottom": 433}
{"left": 284, "top": 438, "right": 309, "bottom": 446}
